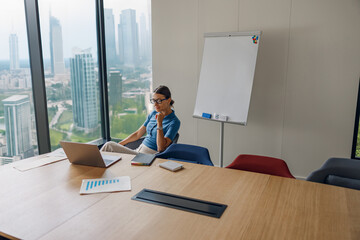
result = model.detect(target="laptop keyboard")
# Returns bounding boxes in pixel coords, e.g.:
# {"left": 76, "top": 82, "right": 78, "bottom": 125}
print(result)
{"left": 101, "top": 153, "right": 120, "bottom": 161}
{"left": 101, "top": 153, "right": 121, "bottom": 166}
{"left": 104, "top": 159, "right": 115, "bottom": 165}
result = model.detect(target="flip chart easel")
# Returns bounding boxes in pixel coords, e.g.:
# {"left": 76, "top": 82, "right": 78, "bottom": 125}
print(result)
{"left": 193, "top": 31, "right": 261, "bottom": 167}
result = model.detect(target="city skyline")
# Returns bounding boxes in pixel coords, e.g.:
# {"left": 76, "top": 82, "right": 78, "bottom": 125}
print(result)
{"left": 0, "top": 0, "right": 152, "bottom": 165}
{"left": 0, "top": 0, "right": 151, "bottom": 60}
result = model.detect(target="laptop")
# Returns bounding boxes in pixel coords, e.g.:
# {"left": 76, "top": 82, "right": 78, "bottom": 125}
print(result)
{"left": 60, "top": 141, "right": 121, "bottom": 168}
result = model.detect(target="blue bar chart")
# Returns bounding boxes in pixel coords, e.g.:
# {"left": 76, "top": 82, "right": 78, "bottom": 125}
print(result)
{"left": 80, "top": 176, "right": 131, "bottom": 194}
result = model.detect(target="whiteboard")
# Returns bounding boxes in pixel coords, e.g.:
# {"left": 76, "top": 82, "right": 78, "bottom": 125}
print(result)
{"left": 193, "top": 31, "right": 260, "bottom": 125}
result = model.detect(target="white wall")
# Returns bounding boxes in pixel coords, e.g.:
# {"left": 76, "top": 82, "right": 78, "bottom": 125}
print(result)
{"left": 152, "top": 0, "right": 360, "bottom": 178}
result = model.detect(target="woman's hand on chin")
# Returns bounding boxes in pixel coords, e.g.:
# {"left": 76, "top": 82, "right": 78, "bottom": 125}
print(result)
{"left": 156, "top": 112, "right": 165, "bottom": 123}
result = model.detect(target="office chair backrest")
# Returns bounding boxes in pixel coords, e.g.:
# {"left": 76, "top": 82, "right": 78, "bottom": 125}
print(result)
{"left": 306, "top": 157, "right": 360, "bottom": 190}
{"left": 156, "top": 143, "right": 214, "bottom": 166}
{"left": 172, "top": 133, "right": 180, "bottom": 144}
{"left": 226, "top": 154, "right": 295, "bottom": 178}
{"left": 125, "top": 133, "right": 180, "bottom": 150}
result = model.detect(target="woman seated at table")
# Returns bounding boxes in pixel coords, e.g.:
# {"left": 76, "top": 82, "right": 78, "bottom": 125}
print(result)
{"left": 101, "top": 85, "right": 180, "bottom": 154}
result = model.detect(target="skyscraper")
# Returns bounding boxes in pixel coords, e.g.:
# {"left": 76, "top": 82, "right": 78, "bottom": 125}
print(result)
{"left": 50, "top": 15, "right": 65, "bottom": 75}
{"left": 2, "top": 95, "right": 34, "bottom": 159}
{"left": 118, "top": 22, "right": 124, "bottom": 64}
{"left": 118, "top": 9, "right": 139, "bottom": 67}
{"left": 147, "top": 0, "right": 152, "bottom": 62}
{"left": 104, "top": 9, "right": 117, "bottom": 68}
{"left": 9, "top": 34, "right": 20, "bottom": 70}
{"left": 139, "top": 13, "right": 151, "bottom": 63}
{"left": 70, "top": 48, "right": 98, "bottom": 130}
{"left": 108, "top": 71, "right": 122, "bottom": 107}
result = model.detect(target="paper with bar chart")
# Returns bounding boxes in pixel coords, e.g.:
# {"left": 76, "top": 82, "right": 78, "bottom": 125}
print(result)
{"left": 80, "top": 176, "right": 131, "bottom": 194}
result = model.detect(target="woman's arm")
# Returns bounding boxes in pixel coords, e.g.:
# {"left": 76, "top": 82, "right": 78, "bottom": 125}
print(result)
{"left": 119, "top": 125, "right": 147, "bottom": 146}
{"left": 156, "top": 129, "right": 172, "bottom": 152}
{"left": 156, "top": 113, "right": 172, "bottom": 152}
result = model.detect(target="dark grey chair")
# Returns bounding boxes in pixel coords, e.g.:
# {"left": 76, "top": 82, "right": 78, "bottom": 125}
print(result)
{"left": 124, "top": 133, "right": 179, "bottom": 150}
{"left": 306, "top": 157, "right": 360, "bottom": 190}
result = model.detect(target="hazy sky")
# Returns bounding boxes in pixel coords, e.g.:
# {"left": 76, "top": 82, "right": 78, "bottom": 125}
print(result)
{"left": 0, "top": 0, "right": 150, "bottom": 60}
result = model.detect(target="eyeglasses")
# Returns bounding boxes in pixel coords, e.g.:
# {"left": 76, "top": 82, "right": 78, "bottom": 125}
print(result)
{"left": 150, "top": 98, "right": 168, "bottom": 104}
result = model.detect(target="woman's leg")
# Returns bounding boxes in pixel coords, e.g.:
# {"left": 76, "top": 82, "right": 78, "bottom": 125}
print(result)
{"left": 136, "top": 144, "right": 158, "bottom": 154}
{"left": 100, "top": 141, "right": 138, "bottom": 155}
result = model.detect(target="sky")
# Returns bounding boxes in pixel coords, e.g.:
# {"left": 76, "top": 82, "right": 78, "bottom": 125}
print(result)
{"left": 0, "top": 0, "right": 151, "bottom": 60}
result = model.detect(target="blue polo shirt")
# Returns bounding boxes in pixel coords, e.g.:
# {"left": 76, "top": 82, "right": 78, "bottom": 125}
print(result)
{"left": 142, "top": 110, "right": 180, "bottom": 151}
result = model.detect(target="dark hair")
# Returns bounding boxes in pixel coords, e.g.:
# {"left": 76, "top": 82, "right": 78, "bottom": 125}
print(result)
{"left": 153, "top": 85, "right": 174, "bottom": 106}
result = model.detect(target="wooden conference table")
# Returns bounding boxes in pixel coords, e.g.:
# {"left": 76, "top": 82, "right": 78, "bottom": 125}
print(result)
{"left": 0, "top": 153, "right": 360, "bottom": 240}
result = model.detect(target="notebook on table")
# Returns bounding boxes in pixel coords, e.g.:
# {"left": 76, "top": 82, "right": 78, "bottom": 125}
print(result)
{"left": 131, "top": 153, "right": 156, "bottom": 166}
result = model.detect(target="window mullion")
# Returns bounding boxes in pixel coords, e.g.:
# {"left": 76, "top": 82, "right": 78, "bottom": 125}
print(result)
{"left": 95, "top": 0, "right": 111, "bottom": 141}
{"left": 24, "top": 0, "right": 51, "bottom": 154}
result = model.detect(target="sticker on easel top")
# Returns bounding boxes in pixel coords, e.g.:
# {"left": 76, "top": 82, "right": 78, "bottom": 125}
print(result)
{"left": 213, "top": 113, "right": 228, "bottom": 121}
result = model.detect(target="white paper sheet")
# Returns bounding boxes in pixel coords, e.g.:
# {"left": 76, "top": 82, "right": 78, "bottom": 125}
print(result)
{"left": 80, "top": 176, "right": 131, "bottom": 194}
{"left": 14, "top": 156, "right": 67, "bottom": 172}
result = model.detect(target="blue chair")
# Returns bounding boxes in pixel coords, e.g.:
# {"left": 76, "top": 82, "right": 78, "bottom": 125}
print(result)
{"left": 156, "top": 143, "right": 214, "bottom": 166}
{"left": 306, "top": 157, "right": 360, "bottom": 190}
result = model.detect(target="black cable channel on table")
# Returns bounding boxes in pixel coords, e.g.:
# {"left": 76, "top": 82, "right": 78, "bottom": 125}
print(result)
{"left": 132, "top": 189, "right": 227, "bottom": 218}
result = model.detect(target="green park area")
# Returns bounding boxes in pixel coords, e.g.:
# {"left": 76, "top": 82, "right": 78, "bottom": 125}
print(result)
{"left": 70, "top": 128, "right": 101, "bottom": 143}
{"left": 50, "top": 129, "right": 66, "bottom": 151}
{"left": 47, "top": 106, "right": 57, "bottom": 123}
{"left": 55, "top": 110, "right": 73, "bottom": 131}
{"left": 110, "top": 113, "right": 146, "bottom": 139}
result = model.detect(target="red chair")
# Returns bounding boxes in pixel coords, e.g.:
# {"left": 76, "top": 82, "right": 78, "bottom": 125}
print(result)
{"left": 226, "top": 154, "right": 295, "bottom": 179}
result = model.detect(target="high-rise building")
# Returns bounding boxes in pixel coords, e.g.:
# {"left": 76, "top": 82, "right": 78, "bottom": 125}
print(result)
{"left": 70, "top": 49, "right": 98, "bottom": 130}
{"left": 9, "top": 34, "right": 20, "bottom": 70}
{"left": 118, "top": 22, "right": 124, "bottom": 64}
{"left": 104, "top": 9, "right": 117, "bottom": 68}
{"left": 50, "top": 15, "right": 65, "bottom": 75}
{"left": 118, "top": 9, "right": 139, "bottom": 67}
{"left": 108, "top": 71, "right": 122, "bottom": 107}
{"left": 2, "top": 95, "right": 34, "bottom": 159}
{"left": 147, "top": 0, "right": 152, "bottom": 62}
{"left": 139, "top": 13, "right": 149, "bottom": 62}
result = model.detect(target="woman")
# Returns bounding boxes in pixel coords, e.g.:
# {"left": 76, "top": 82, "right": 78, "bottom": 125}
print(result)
{"left": 101, "top": 85, "right": 180, "bottom": 154}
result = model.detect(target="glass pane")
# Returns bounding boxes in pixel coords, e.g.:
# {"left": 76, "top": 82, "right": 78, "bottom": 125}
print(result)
{"left": 0, "top": 0, "right": 38, "bottom": 165}
{"left": 38, "top": 0, "right": 101, "bottom": 151}
{"left": 356, "top": 120, "right": 360, "bottom": 158}
{"left": 104, "top": 0, "right": 153, "bottom": 139}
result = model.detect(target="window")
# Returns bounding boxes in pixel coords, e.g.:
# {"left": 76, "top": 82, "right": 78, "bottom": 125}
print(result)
{"left": 0, "top": 0, "right": 39, "bottom": 165}
{"left": 352, "top": 79, "right": 360, "bottom": 159}
{"left": 0, "top": 0, "right": 153, "bottom": 161}
{"left": 38, "top": 0, "right": 101, "bottom": 150}
{"left": 104, "top": 0, "right": 153, "bottom": 140}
